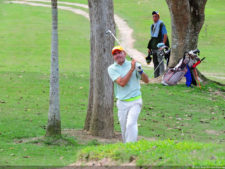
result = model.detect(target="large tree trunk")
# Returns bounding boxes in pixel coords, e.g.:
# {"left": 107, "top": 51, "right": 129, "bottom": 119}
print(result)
{"left": 84, "top": 0, "right": 115, "bottom": 138}
{"left": 46, "top": 0, "right": 61, "bottom": 136}
{"left": 166, "top": 0, "right": 207, "bottom": 68}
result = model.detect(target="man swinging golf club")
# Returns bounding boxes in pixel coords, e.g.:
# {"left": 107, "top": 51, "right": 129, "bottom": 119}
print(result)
{"left": 108, "top": 46, "right": 149, "bottom": 143}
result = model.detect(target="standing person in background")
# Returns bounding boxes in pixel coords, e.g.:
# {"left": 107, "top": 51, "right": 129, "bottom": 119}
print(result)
{"left": 108, "top": 46, "right": 149, "bottom": 143}
{"left": 147, "top": 11, "right": 169, "bottom": 78}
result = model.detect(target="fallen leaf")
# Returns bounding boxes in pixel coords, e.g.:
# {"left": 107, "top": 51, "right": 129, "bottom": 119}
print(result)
{"left": 200, "top": 119, "right": 209, "bottom": 123}
{"left": 152, "top": 120, "right": 158, "bottom": 123}
{"left": 0, "top": 100, "right": 6, "bottom": 104}
{"left": 15, "top": 140, "right": 23, "bottom": 143}
{"left": 174, "top": 127, "right": 182, "bottom": 131}
{"left": 129, "top": 156, "right": 135, "bottom": 162}
{"left": 210, "top": 155, "right": 216, "bottom": 160}
{"left": 23, "top": 156, "right": 30, "bottom": 158}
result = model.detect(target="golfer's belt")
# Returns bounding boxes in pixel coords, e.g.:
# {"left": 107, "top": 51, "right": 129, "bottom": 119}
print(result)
{"left": 122, "top": 95, "right": 142, "bottom": 102}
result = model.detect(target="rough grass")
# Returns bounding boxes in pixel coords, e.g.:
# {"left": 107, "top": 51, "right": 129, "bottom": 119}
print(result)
{"left": 78, "top": 139, "right": 225, "bottom": 167}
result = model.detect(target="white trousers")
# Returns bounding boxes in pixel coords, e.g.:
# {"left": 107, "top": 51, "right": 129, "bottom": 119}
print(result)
{"left": 116, "top": 98, "right": 142, "bottom": 143}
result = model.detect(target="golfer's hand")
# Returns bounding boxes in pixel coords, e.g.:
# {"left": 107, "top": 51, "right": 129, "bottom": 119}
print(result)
{"left": 131, "top": 59, "right": 136, "bottom": 71}
{"left": 136, "top": 65, "right": 144, "bottom": 75}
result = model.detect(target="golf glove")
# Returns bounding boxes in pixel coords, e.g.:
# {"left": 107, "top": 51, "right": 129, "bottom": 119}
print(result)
{"left": 136, "top": 65, "right": 143, "bottom": 75}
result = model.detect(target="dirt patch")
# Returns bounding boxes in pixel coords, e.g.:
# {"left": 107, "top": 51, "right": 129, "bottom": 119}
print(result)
{"left": 63, "top": 129, "right": 122, "bottom": 144}
{"left": 63, "top": 129, "right": 156, "bottom": 144}
{"left": 70, "top": 158, "right": 119, "bottom": 167}
{"left": 14, "top": 136, "right": 44, "bottom": 144}
{"left": 205, "top": 130, "right": 220, "bottom": 136}
{"left": 212, "top": 90, "right": 225, "bottom": 99}
{"left": 14, "top": 129, "right": 156, "bottom": 145}
{"left": 67, "top": 157, "right": 136, "bottom": 168}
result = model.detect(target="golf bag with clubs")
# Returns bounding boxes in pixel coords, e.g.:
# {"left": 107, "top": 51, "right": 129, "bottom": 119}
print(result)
{"left": 157, "top": 43, "right": 171, "bottom": 67}
{"left": 146, "top": 43, "right": 170, "bottom": 66}
{"left": 161, "top": 49, "right": 201, "bottom": 86}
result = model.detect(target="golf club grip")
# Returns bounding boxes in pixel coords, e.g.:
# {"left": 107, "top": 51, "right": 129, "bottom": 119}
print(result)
{"left": 200, "top": 57, "right": 205, "bottom": 62}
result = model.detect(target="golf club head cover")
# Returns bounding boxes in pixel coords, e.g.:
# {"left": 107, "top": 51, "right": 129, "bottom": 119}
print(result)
{"left": 157, "top": 42, "right": 165, "bottom": 48}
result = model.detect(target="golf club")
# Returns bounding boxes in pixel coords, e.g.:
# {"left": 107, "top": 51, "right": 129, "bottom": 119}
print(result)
{"left": 105, "top": 29, "right": 132, "bottom": 59}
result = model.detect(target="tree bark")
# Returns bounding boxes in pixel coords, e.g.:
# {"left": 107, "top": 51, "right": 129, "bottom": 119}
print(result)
{"left": 84, "top": 42, "right": 94, "bottom": 131}
{"left": 166, "top": 0, "right": 207, "bottom": 68}
{"left": 84, "top": 0, "right": 115, "bottom": 138}
{"left": 46, "top": 0, "right": 61, "bottom": 136}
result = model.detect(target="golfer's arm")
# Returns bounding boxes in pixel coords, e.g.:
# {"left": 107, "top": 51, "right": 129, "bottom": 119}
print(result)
{"left": 163, "top": 34, "right": 167, "bottom": 44}
{"left": 116, "top": 69, "right": 134, "bottom": 87}
{"left": 141, "top": 73, "right": 149, "bottom": 83}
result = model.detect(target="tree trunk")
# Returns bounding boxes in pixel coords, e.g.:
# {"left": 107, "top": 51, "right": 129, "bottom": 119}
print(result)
{"left": 46, "top": 0, "right": 61, "bottom": 136}
{"left": 84, "top": 44, "right": 94, "bottom": 131}
{"left": 166, "top": 0, "right": 207, "bottom": 68}
{"left": 84, "top": 0, "right": 115, "bottom": 138}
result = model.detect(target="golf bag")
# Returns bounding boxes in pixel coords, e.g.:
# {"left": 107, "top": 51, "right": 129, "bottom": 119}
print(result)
{"left": 158, "top": 44, "right": 170, "bottom": 66}
{"left": 145, "top": 44, "right": 170, "bottom": 66}
{"left": 162, "top": 49, "right": 200, "bottom": 86}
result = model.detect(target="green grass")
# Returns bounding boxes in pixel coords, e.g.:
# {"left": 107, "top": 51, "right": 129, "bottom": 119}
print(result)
{"left": 0, "top": 0, "right": 224, "bottom": 167}
{"left": 78, "top": 139, "right": 225, "bottom": 166}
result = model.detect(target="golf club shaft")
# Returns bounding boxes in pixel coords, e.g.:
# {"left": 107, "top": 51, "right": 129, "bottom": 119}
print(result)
{"left": 151, "top": 55, "right": 164, "bottom": 78}
{"left": 106, "top": 29, "right": 132, "bottom": 59}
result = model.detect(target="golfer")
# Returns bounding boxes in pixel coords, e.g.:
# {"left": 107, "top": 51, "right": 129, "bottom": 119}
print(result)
{"left": 108, "top": 46, "right": 149, "bottom": 143}
{"left": 147, "top": 11, "right": 169, "bottom": 78}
